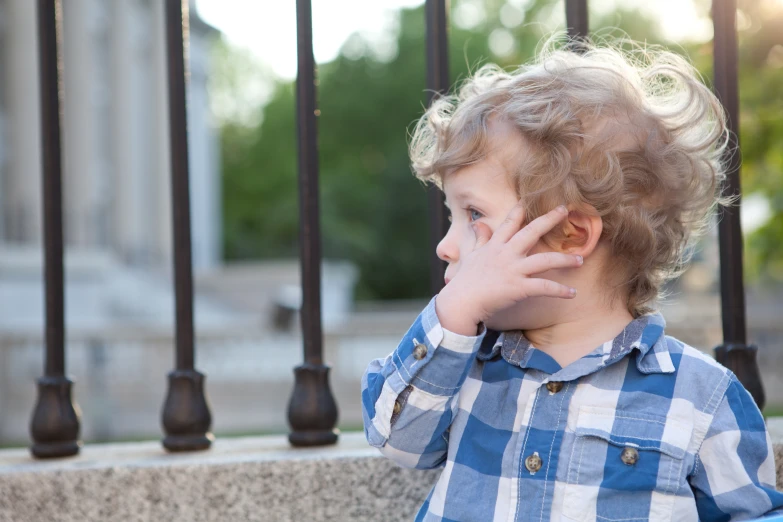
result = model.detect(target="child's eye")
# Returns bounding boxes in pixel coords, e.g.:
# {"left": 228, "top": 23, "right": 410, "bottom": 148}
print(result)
{"left": 469, "top": 208, "right": 483, "bottom": 222}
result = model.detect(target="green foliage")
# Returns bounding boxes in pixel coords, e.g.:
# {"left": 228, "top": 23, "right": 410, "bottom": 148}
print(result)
{"left": 735, "top": 3, "right": 783, "bottom": 282}
{"left": 217, "top": 0, "right": 783, "bottom": 300}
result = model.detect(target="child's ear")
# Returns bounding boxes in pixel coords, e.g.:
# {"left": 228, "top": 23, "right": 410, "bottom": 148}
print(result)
{"left": 559, "top": 208, "right": 603, "bottom": 257}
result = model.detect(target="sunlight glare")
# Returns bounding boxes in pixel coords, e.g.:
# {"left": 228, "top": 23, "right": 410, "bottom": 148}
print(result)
{"left": 196, "top": 0, "right": 713, "bottom": 80}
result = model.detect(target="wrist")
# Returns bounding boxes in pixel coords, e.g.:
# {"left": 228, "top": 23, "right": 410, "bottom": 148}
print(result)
{"left": 435, "top": 285, "right": 483, "bottom": 336}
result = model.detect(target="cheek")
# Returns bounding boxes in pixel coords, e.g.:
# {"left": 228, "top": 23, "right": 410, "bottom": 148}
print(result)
{"left": 443, "top": 224, "right": 480, "bottom": 277}
{"left": 442, "top": 225, "right": 474, "bottom": 273}
{"left": 449, "top": 222, "right": 478, "bottom": 257}
{"left": 458, "top": 228, "right": 477, "bottom": 256}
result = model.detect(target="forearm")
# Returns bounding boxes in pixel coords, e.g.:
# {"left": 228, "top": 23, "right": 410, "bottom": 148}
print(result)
{"left": 361, "top": 296, "right": 485, "bottom": 466}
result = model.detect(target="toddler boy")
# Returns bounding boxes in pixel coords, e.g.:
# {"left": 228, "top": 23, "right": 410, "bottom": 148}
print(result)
{"left": 361, "top": 38, "right": 783, "bottom": 521}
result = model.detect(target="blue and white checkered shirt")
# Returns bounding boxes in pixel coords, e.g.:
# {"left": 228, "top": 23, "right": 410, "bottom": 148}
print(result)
{"left": 361, "top": 297, "right": 783, "bottom": 521}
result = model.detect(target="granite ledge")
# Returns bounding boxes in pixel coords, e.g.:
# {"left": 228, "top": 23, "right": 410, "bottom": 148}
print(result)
{"left": 0, "top": 432, "right": 439, "bottom": 522}
{"left": 1, "top": 428, "right": 783, "bottom": 521}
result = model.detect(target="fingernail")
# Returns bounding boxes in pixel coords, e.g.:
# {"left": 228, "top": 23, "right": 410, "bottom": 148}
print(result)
{"left": 570, "top": 287, "right": 577, "bottom": 296}
{"left": 557, "top": 205, "right": 568, "bottom": 214}
{"left": 576, "top": 255, "right": 583, "bottom": 265}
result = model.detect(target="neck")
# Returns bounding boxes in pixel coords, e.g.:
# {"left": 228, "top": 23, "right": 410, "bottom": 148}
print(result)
{"left": 523, "top": 296, "right": 634, "bottom": 369}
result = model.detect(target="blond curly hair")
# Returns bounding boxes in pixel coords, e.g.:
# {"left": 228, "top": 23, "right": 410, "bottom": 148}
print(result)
{"left": 409, "top": 35, "right": 729, "bottom": 316}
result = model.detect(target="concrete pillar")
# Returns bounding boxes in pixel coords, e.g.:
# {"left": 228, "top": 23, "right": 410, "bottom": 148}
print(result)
{"left": 152, "top": 0, "right": 173, "bottom": 268}
{"left": 109, "top": 0, "right": 156, "bottom": 265}
{"left": 188, "top": 16, "right": 221, "bottom": 271}
{"left": 61, "top": 0, "right": 111, "bottom": 248}
{"left": 0, "top": 0, "right": 6, "bottom": 241}
{"left": 2, "top": 0, "right": 43, "bottom": 244}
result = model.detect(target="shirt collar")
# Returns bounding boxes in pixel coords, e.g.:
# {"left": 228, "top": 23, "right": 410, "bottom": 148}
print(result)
{"left": 475, "top": 312, "right": 674, "bottom": 378}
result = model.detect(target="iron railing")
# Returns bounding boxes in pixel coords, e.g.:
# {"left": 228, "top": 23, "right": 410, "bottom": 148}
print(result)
{"left": 29, "top": 0, "right": 79, "bottom": 459}
{"left": 710, "top": 0, "right": 765, "bottom": 408}
{"left": 425, "top": 0, "right": 451, "bottom": 297}
{"left": 24, "top": 0, "right": 763, "bottom": 459}
{"left": 160, "top": 0, "right": 213, "bottom": 452}
{"left": 287, "top": 0, "right": 339, "bottom": 447}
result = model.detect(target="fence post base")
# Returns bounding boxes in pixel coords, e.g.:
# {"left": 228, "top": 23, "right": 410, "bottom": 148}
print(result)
{"left": 714, "top": 343, "right": 765, "bottom": 410}
{"left": 30, "top": 375, "right": 81, "bottom": 459}
{"left": 161, "top": 369, "right": 213, "bottom": 452}
{"left": 288, "top": 363, "right": 339, "bottom": 447}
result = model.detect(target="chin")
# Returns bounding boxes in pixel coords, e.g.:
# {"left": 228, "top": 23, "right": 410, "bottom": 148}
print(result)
{"left": 484, "top": 298, "right": 559, "bottom": 332}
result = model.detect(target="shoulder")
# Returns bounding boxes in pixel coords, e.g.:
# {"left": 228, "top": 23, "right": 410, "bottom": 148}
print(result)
{"left": 663, "top": 335, "right": 730, "bottom": 378}
{"left": 642, "top": 336, "right": 757, "bottom": 466}
{"left": 661, "top": 335, "right": 735, "bottom": 415}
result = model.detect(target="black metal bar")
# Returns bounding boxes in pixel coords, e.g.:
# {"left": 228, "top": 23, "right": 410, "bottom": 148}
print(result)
{"left": 711, "top": 0, "right": 764, "bottom": 408}
{"left": 565, "top": 0, "right": 589, "bottom": 40}
{"left": 29, "top": 0, "right": 81, "bottom": 460}
{"left": 166, "top": 0, "right": 195, "bottom": 372}
{"left": 287, "top": 0, "right": 338, "bottom": 447}
{"left": 38, "top": 0, "right": 65, "bottom": 379}
{"left": 425, "top": 0, "right": 450, "bottom": 296}
{"left": 160, "top": 0, "right": 213, "bottom": 451}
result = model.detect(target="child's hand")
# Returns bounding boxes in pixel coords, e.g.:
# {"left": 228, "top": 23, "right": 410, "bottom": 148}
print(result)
{"left": 435, "top": 204, "right": 583, "bottom": 336}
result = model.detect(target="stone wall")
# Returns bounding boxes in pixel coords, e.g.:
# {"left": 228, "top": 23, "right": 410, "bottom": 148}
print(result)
{"left": 1, "top": 431, "right": 782, "bottom": 521}
{"left": 0, "top": 433, "right": 439, "bottom": 522}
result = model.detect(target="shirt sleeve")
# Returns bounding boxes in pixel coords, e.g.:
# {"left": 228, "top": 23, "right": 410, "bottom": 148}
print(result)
{"left": 361, "top": 296, "right": 485, "bottom": 469}
{"left": 690, "top": 375, "right": 783, "bottom": 520}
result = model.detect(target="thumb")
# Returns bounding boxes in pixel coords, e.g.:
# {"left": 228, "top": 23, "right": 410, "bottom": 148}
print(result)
{"left": 472, "top": 221, "right": 492, "bottom": 249}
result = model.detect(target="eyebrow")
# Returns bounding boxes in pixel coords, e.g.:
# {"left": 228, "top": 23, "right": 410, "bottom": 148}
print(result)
{"left": 450, "top": 190, "right": 490, "bottom": 209}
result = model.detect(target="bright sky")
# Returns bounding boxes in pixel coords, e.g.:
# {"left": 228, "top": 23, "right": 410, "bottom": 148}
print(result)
{"left": 195, "top": 0, "right": 713, "bottom": 80}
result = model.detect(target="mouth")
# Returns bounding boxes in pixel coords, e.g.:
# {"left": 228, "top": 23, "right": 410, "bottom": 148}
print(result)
{"left": 444, "top": 277, "right": 451, "bottom": 286}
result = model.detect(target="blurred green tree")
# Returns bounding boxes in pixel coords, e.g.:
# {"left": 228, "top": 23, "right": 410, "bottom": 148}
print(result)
{"left": 734, "top": 1, "right": 783, "bottom": 282}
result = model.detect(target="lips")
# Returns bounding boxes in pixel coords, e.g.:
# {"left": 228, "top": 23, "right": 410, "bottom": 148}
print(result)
{"left": 444, "top": 277, "right": 451, "bottom": 286}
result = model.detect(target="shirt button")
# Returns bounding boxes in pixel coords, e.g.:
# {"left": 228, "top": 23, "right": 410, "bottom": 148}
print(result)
{"left": 413, "top": 342, "right": 428, "bottom": 360}
{"left": 525, "top": 452, "right": 542, "bottom": 474}
{"left": 393, "top": 400, "right": 402, "bottom": 415}
{"left": 621, "top": 447, "right": 639, "bottom": 466}
{"left": 546, "top": 381, "right": 563, "bottom": 394}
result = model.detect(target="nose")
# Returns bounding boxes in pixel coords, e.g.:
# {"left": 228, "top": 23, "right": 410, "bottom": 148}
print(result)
{"left": 436, "top": 231, "right": 459, "bottom": 265}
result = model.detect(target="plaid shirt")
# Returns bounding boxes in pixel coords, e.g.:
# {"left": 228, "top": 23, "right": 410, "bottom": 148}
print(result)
{"left": 361, "top": 297, "right": 783, "bottom": 521}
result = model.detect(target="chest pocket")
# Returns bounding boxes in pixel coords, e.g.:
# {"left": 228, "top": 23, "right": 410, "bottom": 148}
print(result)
{"left": 561, "top": 406, "right": 693, "bottom": 522}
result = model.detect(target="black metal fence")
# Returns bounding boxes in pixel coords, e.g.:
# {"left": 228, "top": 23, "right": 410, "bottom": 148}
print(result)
{"left": 24, "top": 0, "right": 763, "bottom": 459}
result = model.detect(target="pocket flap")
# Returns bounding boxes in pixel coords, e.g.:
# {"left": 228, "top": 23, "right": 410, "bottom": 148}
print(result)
{"left": 575, "top": 406, "right": 692, "bottom": 460}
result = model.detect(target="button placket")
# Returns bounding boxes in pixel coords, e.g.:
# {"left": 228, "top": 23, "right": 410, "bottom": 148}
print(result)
{"left": 520, "top": 381, "right": 561, "bottom": 481}
{"left": 513, "top": 376, "right": 575, "bottom": 518}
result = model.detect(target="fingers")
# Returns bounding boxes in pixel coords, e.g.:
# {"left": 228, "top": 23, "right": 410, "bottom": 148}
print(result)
{"left": 520, "top": 252, "right": 583, "bottom": 275}
{"left": 523, "top": 278, "right": 577, "bottom": 299}
{"left": 491, "top": 202, "right": 526, "bottom": 244}
{"left": 509, "top": 206, "right": 569, "bottom": 253}
{"left": 471, "top": 221, "right": 492, "bottom": 249}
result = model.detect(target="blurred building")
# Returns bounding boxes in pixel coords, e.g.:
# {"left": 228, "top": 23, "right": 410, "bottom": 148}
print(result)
{"left": 0, "top": 0, "right": 223, "bottom": 333}
{"left": 0, "top": 1, "right": 365, "bottom": 446}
